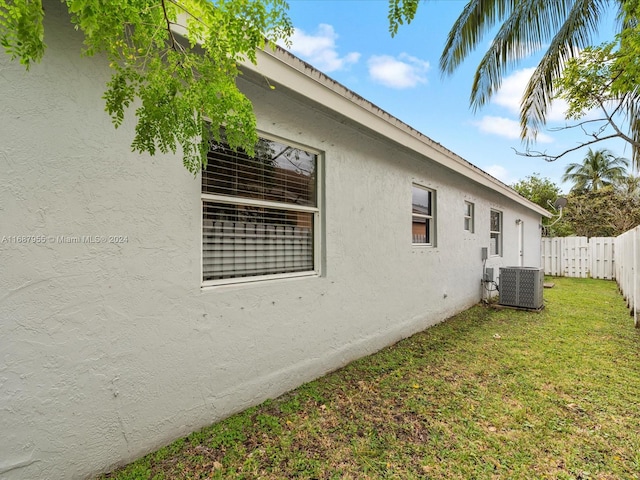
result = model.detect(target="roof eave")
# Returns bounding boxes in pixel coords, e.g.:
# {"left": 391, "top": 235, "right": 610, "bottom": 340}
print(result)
{"left": 240, "top": 46, "right": 552, "bottom": 219}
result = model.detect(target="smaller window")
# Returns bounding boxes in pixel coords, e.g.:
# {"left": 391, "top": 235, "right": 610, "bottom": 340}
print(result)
{"left": 464, "top": 201, "right": 474, "bottom": 232}
{"left": 412, "top": 185, "right": 435, "bottom": 245}
{"left": 490, "top": 209, "right": 502, "bottom": 256}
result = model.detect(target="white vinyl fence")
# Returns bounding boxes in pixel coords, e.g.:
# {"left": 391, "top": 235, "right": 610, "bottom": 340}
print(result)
{"left": 541, "top": 236, "right": 615, "bottom": 279}
{"left": 542, "top": 231, "right": 640, "bottom": 326}
{"left": 615, "top": 226, "right": 640, "bottom": 327}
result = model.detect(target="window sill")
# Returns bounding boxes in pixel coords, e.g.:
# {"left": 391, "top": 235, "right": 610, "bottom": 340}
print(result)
{"left": 201, "top": 270, "right": 319, "bottom": 290}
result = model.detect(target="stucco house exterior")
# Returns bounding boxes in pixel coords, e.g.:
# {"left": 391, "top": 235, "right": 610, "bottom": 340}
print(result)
{"left": 0, "top": 4, "right": 550, "bottom": 479}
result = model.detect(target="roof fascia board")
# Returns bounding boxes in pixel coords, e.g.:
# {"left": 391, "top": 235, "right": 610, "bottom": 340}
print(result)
{"left": 241, "top": 47, "right": 551, "bottom": 218}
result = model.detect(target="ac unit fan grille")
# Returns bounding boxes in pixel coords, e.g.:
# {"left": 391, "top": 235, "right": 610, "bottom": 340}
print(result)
{"left": 499, "top": 267, "right": 544, "bottom": 310}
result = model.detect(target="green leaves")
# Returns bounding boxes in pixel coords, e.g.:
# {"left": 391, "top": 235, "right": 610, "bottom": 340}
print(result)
{"left": 512, "top": 174, "right": 568, "bottom": 235}
{"left": 0, "top": 0, "right": 45, "bottom": 68}
{"left": 556, "top": 43, "right": 618, "bottom": 120}
{"left": 512, "top": 174, "right": 561, "bottom": 210}
{"left": 1, "top": 0, "right": 293, "bottom": 173}
{"left": 387, "top": 0, "right": 419, "bottom": 37}
{"left": 550, "top": 3, "right": 640, "bottom": 167}
{"left": 564, "top": 186, "right": 640, "bottom": 236}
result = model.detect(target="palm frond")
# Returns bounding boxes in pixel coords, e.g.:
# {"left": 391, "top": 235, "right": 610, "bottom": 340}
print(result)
{"left": 562, "top": 147, "right": 630, "bottom": 191}
{"left": 440, "top": 0, "right": 515, "bottom": 76}
{"left": 619, "top": 89, "right": 640, "bottom": 170}
{"left": 520, "top": 0, "right": 616, "bottom": 141}
{"left": 468, "top": 0, "right": 575, "bottom": 111}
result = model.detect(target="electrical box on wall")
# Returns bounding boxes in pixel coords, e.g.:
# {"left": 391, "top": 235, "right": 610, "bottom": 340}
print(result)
{"left": 483, "top": 268, "right": 494, "bottom": 282}
{"left": 481, "top": 247, "right": 488, "bottom": 260}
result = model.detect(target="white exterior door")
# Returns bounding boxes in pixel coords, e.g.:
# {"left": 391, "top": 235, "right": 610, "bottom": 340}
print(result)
{"left": 518, "top": 220, "right": 524, "bottom": 266}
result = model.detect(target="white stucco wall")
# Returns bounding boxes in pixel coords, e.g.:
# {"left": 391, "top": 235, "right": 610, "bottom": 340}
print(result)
{"left": 0, "top": 5, "right": 543, "bottom": 479}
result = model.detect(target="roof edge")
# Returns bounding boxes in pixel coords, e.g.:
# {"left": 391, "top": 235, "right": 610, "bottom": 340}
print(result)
{"left": 240, "top": 45, "right": 552, "bottom": 218}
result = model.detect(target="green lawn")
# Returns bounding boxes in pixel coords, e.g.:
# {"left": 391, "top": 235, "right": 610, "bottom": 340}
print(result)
{"left": 100, "top": 277, "right": 640, "bottom": 479}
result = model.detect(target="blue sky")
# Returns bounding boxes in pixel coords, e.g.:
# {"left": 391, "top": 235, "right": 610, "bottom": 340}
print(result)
{"left": 280, "top": 0, "right": 630, "bottom": 193}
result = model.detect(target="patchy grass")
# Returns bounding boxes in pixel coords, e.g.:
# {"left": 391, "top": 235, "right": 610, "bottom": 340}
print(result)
{"left": 99, "top": 277, "right": 640, "bottom": 479}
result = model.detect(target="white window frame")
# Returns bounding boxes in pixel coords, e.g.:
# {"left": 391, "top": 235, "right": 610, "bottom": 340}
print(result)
{"left": 490, "top": 209, "right": 502, "bottom": 256}
{"left": 412, "top": 184, "right": 435, "bottom": 246}
{"left": 201, "top": 133, "right": 322, "bottom": 287}
{"left": 464, "top": 201, "right": 474, "bottom": 233}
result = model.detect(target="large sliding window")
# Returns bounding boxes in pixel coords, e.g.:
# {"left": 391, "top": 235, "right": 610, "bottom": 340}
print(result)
{"left": 202, "top": 136, "right": 319, "bottom": 284}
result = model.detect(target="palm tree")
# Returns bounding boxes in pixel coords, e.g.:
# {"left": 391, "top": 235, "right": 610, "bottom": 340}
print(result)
{"left": 388, "top": 0, "right": 632, "bottom": 145}
{"left": 561, "top": 148, "right": 629, "bottom": 192}
{"left": 615, "top": 174, "right": 640, "bottom": 197}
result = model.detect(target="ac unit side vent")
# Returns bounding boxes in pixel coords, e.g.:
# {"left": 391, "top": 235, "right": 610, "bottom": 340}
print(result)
{"left": 499, "top": 267, "right": 544, "bottom": 310}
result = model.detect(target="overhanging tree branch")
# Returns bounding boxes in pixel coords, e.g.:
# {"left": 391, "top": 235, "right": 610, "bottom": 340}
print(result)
{"left": 514, "top": 131, "right": 624, "bottom": 162}
{"left": 0, "top": 0, "right": 294, "bottom": 173}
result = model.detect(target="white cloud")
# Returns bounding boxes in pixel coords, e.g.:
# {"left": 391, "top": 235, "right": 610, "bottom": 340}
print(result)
{"left": 474, "top": 115, "right": 553, "bottom": 143}
{"left": 484, "top": 164, "right": 516, "bottom": 184}
{"left": 285, "top": 24, "right": 360, "bottom": 72}
{"left": 367, "top": 53, "right": 430, "bottom": 89}
{"left": 493, "top": 68, "right": 535, "bottom": 114}
{"left": 546, "top": 98, "right": 574, "bottom": 123}
{"left": 493, "top": 68, "right": 570, "bottom": 122}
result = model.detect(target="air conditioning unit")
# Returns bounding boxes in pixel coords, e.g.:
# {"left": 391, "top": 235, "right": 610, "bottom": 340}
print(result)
{"left": 499, "top": 267, "right": 544, "bottom": 310}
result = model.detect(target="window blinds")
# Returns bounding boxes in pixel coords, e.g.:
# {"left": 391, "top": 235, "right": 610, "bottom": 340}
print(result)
{"left": 202, "top": 137, "right": 318, "bottom": 282}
